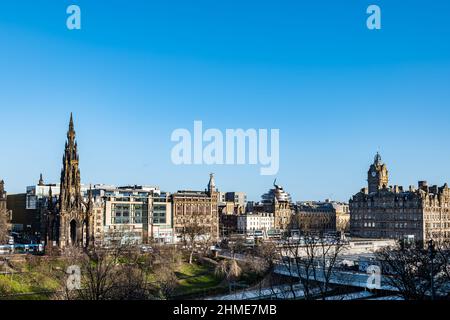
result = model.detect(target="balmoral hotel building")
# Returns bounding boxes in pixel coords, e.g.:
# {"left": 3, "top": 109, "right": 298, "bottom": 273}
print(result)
{"left": 350, "top": 153, "right": 450, "bottom": 243}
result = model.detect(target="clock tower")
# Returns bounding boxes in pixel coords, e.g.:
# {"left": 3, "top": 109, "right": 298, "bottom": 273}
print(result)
{"left": 367, "top": 152, "right": 388, "bottom": 193}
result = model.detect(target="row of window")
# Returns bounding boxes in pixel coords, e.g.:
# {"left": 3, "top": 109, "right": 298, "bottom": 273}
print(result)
{"left": 425, "top": 223, "right": 450, "bottom": 228}
{"left": 112, "top": 203, "right": 168, "bottom": 225}
{"left": 353, "top": 222, "right": 421, "bottom": 229}
{"left": 352, "top": 214, "right": 421, "bottom": 221}
{"left": 175, "top": 218, "right": 212, "bottom": 224}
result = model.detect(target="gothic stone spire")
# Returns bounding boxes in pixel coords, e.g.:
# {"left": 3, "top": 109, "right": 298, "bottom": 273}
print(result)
{"left": 60, "top": 113, "right": 82, "bottom": 212}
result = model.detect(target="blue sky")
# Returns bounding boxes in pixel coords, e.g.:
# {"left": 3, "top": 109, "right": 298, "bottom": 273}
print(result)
{"left": 0, "top": 0, "right": 450, "bottom": 201}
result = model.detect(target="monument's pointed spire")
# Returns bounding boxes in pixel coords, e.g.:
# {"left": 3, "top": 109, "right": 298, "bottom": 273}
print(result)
{"left": 60, "top": 113, "right": 81, "bottom": 212}
{"left": 67, "top": 112, "right": 76, "bottom": 142}
{"left": 69, "top": 112, "right": 74, "bottom": 131}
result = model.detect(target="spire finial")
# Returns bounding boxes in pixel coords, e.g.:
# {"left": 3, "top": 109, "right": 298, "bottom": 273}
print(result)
{"left": 374, "top": 151, "right": 382, "bottom": 166}
{"left": 68, "top": 113, "right": 75, "bottom": 138}
{"left": 69, "top": 112, "right": 74, "bottom": 128}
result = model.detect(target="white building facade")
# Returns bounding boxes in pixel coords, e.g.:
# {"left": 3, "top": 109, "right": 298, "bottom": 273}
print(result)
{"left": 237, "top": 212, "right": 274, "bottom": 235}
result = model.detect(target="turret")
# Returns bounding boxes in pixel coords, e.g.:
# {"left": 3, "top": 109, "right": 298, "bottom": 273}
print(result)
{"left": 207, "top": 173, "right": 216, "bottom": 194}
{"left": 38, "top": 173, "right": 44, "bottom": 186}
{"left": 367, "top": 152, "right": 389, "bottom": 193}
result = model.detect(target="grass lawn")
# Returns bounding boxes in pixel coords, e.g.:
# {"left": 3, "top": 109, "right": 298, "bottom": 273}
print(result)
{"left": 0, "top": 257, "right": 231, "bottom": 299}
{"left": 174, "top": 262, "right": 225, "bottom": 296}
{"left": 0, "top": 272, "right": 61, "bottom": 300}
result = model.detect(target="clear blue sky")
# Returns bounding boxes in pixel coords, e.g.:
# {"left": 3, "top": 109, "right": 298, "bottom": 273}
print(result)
{"left": 1, "top": 0, "right": 450, "bottom": 202}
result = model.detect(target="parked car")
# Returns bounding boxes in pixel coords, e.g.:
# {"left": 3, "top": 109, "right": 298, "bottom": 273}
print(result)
{"left": 140, "top": 245, "right": 153, "bottom": 253}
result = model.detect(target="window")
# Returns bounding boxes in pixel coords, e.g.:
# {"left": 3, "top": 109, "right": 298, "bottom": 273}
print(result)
{"left": 133, "top": 204, "right": 143, "bottom": 224}
{"left": 112, "top": 204, "right": 130, "bottom": 224}
{"left": 112, "top": 203, "right": 146, "bottom": 224}
{"left": 153, "top": 204, "right": 167, "bottom": 224}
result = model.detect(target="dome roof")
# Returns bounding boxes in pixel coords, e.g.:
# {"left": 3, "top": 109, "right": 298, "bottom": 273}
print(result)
{"left": 261, "top": 179, "right": 292, "bottom": 203}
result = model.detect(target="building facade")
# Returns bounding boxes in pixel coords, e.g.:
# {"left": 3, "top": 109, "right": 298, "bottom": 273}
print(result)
{"left": 258, "top": 181, "right": 293, "bottom": 230}
{"left": 225, "top": 192, "right": 247, "bottom": 210}
{"left": 292, "top": 200, "right": 349, "bottom": 235}
{"left": 171, "top": 174, "right": 219, "bottom": 243}
{"left": 1, "top": 180, "right": 12, "bottom": 240}
{"left": 102, "top": 185, "right": 173, "bottom": 245}
{"left": 334, "top": 202, "right": 351, "bottom": 233}
{"left": 219, "top": 212, "right": 239, "bottom": 237}
{"left": 237, "top": 212, "right": 274, "bottom": 235}
{"left": 350, "top": 153, "right": 450, "bottom": 243}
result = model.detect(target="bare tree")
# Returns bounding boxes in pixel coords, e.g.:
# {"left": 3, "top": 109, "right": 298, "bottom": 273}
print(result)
{"left": 151, "top": 245, "right": 182, "bottom": 299}
{"left": 435, "top": 240, "right": 450, "bottom": 299}
{"left": 290, "top": 213, "right": 334, "bottom": 237}
{"left": 59, "top": 244, "right": 153, "bottom": 300}
{"left": 376, "top": 241, "right": 449, "bottom": 300}
{"left": 153, "top": 266, "right": 178, "bottom": 299}
{"left": 0, "top": 208, "right": 11, "bottom": 244}
{"left": 180, "top": 221, "right": 209, "bottom": 264}
{"left": 278, "top": 235, "right": 346, "bottom": 300}
{"left": 215, "top": 259, "right": 242, "bottom": 294}
{"left": 228, "top": 237, "right": 246, "bottom": 258}
{"left": 254, "top": 241, "right": 278, "bottom": 273}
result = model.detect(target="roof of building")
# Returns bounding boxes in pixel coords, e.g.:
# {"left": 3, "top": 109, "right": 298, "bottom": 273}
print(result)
{"left": 261, "top": 179, "right": 292, "bottom": 204}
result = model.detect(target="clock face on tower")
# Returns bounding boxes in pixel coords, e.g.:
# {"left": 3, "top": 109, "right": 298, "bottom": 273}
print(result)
{"left": 371, "top": 171, "right": 377, "bottom": 177}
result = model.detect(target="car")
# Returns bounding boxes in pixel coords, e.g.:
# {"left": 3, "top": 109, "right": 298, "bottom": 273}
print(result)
{"left": 140, "top": 245, "right": 153, "bottom": 253}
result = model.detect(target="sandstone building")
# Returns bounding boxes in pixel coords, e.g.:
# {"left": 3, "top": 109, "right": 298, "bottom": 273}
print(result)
{"left": 292, "top": 200, "right": 350, "bottom": 235}
{"left": 0, "top": 180, "right": 12, "bottom": 241}
{"left": 258, "top": 181, "right": 293, "bottom": 230}
{"left": 350, "top": 153, "right": 450, "bottom": 243}
{"left": 171, "top": 174, "right": 219, "bottom": 242}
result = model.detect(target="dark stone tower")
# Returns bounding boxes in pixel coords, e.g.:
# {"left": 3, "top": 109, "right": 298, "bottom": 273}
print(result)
{"left": 60, "top": 113, "right": 82, "bottom": 213}
{"left": 43, "top": 185, "right": 59, "bottom": 249}
{"left": 0, "top": 180, "right": 7, "bottom": 211}
{"left": 57, "top": 113, "right": 92, "bottom": 249}
{"left": 38, "top": 173, "right": 44, "bottom": 186}
{"left": 367, "top": 152, "right": 389, "bottom": 193}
